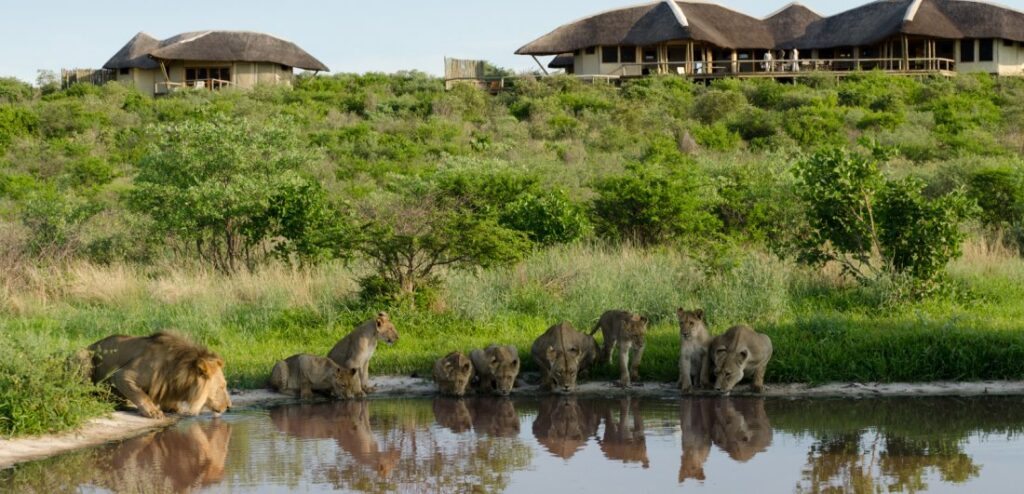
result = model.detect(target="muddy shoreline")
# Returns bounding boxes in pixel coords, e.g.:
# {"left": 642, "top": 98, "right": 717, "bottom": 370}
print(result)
{"left": 3, "top": 377, "right": 1024, "bottom": 469}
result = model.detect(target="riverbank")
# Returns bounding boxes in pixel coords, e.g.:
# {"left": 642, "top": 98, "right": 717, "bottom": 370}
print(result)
{"left": 4, "top": 377, "right": 1024, "bottom": 469}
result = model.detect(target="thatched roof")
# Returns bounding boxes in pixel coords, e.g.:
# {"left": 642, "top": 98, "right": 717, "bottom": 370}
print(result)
{"left": 516, "top": 1, "right": 775, "bottom": 54}
{"left": 789, "top": 0, "right": 914, "bottom": 49}
{"left": 103, "top": 32, "right": 161, "bottom": 70}
{"left": 548, "top": 54, "right": 575, "bottom": 69}
{"left": 104, "top": 31, "right": 329, "bottom": 71}
{"left": 518, "top": 0, "right": 1024, "bottom": 55}
{"left": 904, "top": 0, "right": 1024, "bottom": 43}
{"left": 764, "top": 3, "right": 824, "bottom": 48}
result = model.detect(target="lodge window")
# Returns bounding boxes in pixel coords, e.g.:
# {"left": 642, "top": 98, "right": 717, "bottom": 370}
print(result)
{"left": 602, "top": 46, "right": 619, "bottom": 64}
{"left": 185, "top": 67, "right": 232, "bottom": 88}
{"left": 1004, "top": 39, "right": 1016, "bottom": 47}
{"left": 585, "top": 46, "right": 596, "bottom": 55}
{"left": 119, "top": 68, "right": 129, "bottom": 75}
{"left": 979, "top": 39, "right": 994, "bottom": 62}
{"left": 620, "top": 46, "right": 637, "bottom": 64}
{"left": 961, "top": 39, "right": 976, "bottom": 62}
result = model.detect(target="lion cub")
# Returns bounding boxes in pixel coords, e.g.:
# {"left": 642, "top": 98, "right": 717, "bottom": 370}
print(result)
{"left": 328, "top": 312, "right": 399, "bottom": 394}
{"left": 271, "top": 354, "right": 364, "bottom": 400}
{"left": 591, "top": 310, "right": 648, "bottom": 388}
{"left": 677, "top": 309, "right": 711, "bottom": 393}
{"left": 469, "top": 345, "right": 520, "bottom": 396}
{"left": 433, "top": 351, "right": 474, "bottom": 397}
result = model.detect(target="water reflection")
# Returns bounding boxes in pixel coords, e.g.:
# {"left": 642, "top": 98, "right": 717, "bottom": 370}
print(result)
{"left": 532, "top": 396, "right": 601, "bottom": 460}
{"left": 432, "top": 397, "right": 521, "bottom": 437}
{"left": 598, "top": 398, "right": 649, "bottom": 468}
{"left": 3, "top": 396, "right": 1023, "bottom": 493}
{"left": 271, "top": 401, "right": 401, "bottom": 478}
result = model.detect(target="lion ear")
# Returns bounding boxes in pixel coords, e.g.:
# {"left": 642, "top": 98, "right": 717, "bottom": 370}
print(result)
{"left": 462, "top": 363, "right": 472, "bottom": 373}
{"left": 349, "top": 367, "right": 359, "bottom": 377}
{"left": 196, "top": 356, "right": 222, "bottom": 378}
{"left": 546, "top": 346, "right": 557, "bottom": 361}
{"left": 677, "top": 308, "right": 686, "bottom": 317}
{"left": 695, "top": 309, "right": 705, "bottom": 320}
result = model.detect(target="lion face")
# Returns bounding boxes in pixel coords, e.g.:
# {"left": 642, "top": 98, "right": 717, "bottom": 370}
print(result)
{"left": 440, "top": 354, "right": 474, "bottom": 397}
{"left": 624, "top": 314, "right": 649, "bottom": 347}
{"left": 374, "top": 312, "right": 399, "bottom": 345}
{"left": 545, "top": 346, "right": 581, "bottom": 394}
{"left": 677, "top": 309, "right": 706, "bottom": 339}
{"left": 489, "top": 350, "right": 520, "bottom": 396}
{"left": 714, "top": 347, "right": 750, "bottom": 394}
{"left": 185, "top": 358, "right": 230, "bottom": 417}
{"left": 333, "top": 366, "right": 365, "bottom": 399}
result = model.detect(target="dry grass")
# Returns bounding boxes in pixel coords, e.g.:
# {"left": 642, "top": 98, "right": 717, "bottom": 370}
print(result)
{"left": 1, "top": 261, "right": 362, "bottom": 317}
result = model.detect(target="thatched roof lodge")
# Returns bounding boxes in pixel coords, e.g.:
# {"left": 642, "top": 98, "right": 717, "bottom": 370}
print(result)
{"left": 517, "top": 0, "right": 1024, "bottom": 79}
{"left": 103, "top": 31, "right": 328, "bottom": 95}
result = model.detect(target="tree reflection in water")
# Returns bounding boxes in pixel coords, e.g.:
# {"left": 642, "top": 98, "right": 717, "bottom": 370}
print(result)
{"left": 3, "top": 396, "right": 1023, "bottom": 493}
{"left": 786, "top": 398, "right": 1002, "bottom": 493}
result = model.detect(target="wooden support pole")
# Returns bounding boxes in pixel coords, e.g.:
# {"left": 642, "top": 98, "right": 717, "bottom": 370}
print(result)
{"left": 903, "top": 36, "right": 910, "bottom": 71}
{"left": 531, "top": 56, "right": 550, "bottom": 76}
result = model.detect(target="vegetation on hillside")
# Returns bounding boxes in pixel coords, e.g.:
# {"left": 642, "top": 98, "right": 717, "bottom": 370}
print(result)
{"left": 2, "top": 71, "right": 1024, "bottom": 436}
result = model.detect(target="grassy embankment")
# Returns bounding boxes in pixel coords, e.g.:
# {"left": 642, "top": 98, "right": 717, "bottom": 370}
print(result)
{"left": 4, "top": 240, "right": 1023, "bottom": 401}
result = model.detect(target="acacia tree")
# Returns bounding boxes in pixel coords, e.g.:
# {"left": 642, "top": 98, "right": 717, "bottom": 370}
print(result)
{"left": 358, "top": 193, "right": 530, "bottom": 297}
{"left": 131, "top": 114, "right": 349, "bottom": 273}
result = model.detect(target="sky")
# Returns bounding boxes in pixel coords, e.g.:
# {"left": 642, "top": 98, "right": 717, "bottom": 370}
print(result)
{"left": 2, "top": 0, "right": 1024, "bottom": 83}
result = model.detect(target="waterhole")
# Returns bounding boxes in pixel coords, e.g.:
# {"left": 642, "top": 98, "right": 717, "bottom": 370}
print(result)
{"left": 3, "top": 396, "right": 1023, "bottom": 493}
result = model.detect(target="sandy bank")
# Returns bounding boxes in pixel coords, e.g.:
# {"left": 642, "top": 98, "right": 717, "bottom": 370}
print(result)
{"left": 3, "top": 377, "right": 1024, "bottom": 469}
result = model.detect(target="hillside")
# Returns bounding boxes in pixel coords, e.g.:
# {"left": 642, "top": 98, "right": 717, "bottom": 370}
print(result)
{"left": 2, "top": 72, "right": 1024, "bottom": 436}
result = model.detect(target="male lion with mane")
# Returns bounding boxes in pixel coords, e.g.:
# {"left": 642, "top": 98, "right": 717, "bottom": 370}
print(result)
{"left": 83, "top": 332, "right": 231, "bottom": 419}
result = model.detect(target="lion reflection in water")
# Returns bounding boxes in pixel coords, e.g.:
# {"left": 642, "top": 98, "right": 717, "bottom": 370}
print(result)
{"left": 597, "top": 398, "right": 650, "bottom": 468}
{"left": 432, "top": 397, "right": 521, "bottom": 437}
{"left": 88, "top": 420, "right": 232, "bottom": 493}
{"left": 270, "top": 402, "right": 401, "bottom": 478}
{"left": 679, "top": 398, "right": 773, "bottom": 483}
{"left": 532, "top": 396, "right": 601, "bottom": 459}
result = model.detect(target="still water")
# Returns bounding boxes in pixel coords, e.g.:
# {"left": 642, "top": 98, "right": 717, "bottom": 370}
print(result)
{"left": 3, "top": 396, "right": 1024, "bottom": 493}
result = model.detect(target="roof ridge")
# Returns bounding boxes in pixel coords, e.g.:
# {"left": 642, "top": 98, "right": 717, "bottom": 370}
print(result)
{"left": 904, "top": 0, "right": 924, "bottom": 21}
{"left": 762, "top": 2, "right": 825, "bottom": 20}
{"left": 664, "top": 0, "right": 689, "bottom": 27}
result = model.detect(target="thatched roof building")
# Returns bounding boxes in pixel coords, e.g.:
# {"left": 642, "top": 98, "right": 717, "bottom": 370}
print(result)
{"left": 518, "top": 0, "right": 1024, "bottom": 77}
{"left": 103, "top": 31, "right": 328, "bottom": 95}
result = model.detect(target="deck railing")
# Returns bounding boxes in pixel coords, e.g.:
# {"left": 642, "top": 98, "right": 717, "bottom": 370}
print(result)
{"left": 609, "top": 57, "right": 956, "bottom": 78}
{"left": 155, "top": 79, "right": 234, "bottom": 95}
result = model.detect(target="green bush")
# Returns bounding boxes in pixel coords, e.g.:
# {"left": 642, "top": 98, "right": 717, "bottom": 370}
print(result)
{"left": 0, "top": 105, "right": 38, "bottom": 151}
{"left": 0, "top": 77, "right": 34, "bottom": 103}
{"left": 0, "top": 340, "right": 113, "bottom": 437}
{"left": 499, "top": 190, "right": 589, "bottom": 246}
{"left": 783, "top": 103, "right": 847, "bottom": 147}
{"left": 692, "top": 89, "right": 747, "bottom": 124}
{"left": 794, "top": 148, "right": 975, "bottom": 290}
{"left": 590, "top": 144, "right": 719, "bottom": 245}
{"left": 130, "top": 114, "right": 349, "bottom": 272}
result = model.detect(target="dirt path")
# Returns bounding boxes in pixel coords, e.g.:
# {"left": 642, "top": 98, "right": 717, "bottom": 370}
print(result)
{"left": 4, "top": 377, "right": 1024, "bottom": 469}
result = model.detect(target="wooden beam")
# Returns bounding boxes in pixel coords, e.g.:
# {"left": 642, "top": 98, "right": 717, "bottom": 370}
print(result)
{"left": 531, "top": 55, "right": 549, "bottom": 76}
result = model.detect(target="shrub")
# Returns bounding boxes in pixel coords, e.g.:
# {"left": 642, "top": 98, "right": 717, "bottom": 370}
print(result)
{"left": 130, "top": 114, "right": 350, "bottom": 272}
{"left": 692, "top": 89, "right": 747, "bottom": 124}
{"left": 0, "top": 77, "right": 34, "bottom": 103}
{"left": 783, "top": 104, "right": 847, "bottom": 148}
{"left": 794, "top": 148, "right": 974, "bottom": 290}
{"left": 590, "top": 144, "right": 719, "bottom": 245}
{"left": 691, "top": 122, "right": 742, "bottom": 151}
{"left": 0, "top": 339, "right": 113, "bottom": 437}
{"left": 499, "top": 190, "right": 589, "bottom": 246}
{"left": 876, "top": 178, "right": 975, "bottom": 286}
{"left": 0, "top": 105, "right": 38, "bottom": 151}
